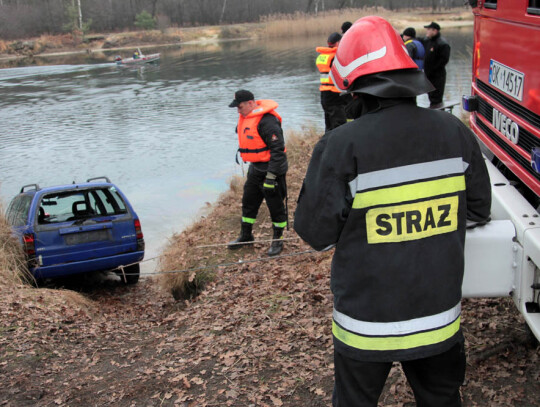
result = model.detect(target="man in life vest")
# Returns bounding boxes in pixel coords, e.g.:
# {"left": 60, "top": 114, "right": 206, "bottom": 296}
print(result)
{"left": 316, "top": 32, "right": 349, "bottom": 131}
{"left": 402, "top": 27, "right": 425, "bottom": 70}
{"left": 228, "top": 90, "right": 288, "bottom": 256}
{"left": 294, "top": 17, "right": 491, "bottom": 406}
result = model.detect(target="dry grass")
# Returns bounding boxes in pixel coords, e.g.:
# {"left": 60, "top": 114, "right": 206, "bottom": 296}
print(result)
{"left": 0, "top": 202, "right": 32, "bottom": 288}
{"left": 0, "top": 40, "right": 8, "bottom": 54}
{"left": 263, "top": 7, "right": 389, "bottom": 38}
{"left": 38, "top": 34, "right": 76, "bottom": 49}
{"left": 262, "top": 7, "right": 473, "bottom": 39}
{"left": 159, "top": 127, "right": 321, "bottom": 299}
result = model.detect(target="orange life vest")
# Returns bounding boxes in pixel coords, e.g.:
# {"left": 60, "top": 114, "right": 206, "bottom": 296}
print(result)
{"left": 315, "top": 46, "right": 340, "bottom": 93}
{"left": 237, "top": 100, "right": 282, "bottom": 163}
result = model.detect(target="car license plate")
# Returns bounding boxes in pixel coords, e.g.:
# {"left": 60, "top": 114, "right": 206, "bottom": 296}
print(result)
{"left": 489, "top": 60, "right": 524, "bottom": 101}
{"left": 64, "top": 229, "right": 110, "bottom": 245}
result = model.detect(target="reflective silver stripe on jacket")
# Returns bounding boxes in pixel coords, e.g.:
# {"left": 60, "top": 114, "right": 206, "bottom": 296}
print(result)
{"left": 348, "top": 158, "right": 469, "bottom": 197}
{"left": 333, "top": 302, "right": 461, "bottom": 336}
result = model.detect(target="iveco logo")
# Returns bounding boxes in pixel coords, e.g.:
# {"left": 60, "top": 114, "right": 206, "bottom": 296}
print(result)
{"left": 492, "top": 108, "right": 519, "bottom": 144}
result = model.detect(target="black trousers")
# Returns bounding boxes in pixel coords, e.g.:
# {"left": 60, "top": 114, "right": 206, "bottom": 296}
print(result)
{"left": 242, "top": 165, "right": 287, "bottom": 226}
{"left": 427, "top": 72, "right": 446, "bottom": 107}
{"left": 332, "top": 342, "right": 466, "bottom": 407}
{"left": 321, "top": 91, "right": 347, "bottom": 132}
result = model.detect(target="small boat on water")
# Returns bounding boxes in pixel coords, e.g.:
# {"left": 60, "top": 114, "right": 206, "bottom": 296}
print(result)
{"left": 115, "top": 50, "right": 160, "bottom": 66}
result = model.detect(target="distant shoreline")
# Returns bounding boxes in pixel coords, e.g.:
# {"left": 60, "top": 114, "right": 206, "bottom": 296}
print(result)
{"left": 0, "top": 7, "right": 473, "bottom": 67}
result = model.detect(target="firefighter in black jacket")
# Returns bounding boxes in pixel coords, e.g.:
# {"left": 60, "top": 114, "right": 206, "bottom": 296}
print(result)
{"left": 228, "top": 90, "right": 288, "bottom": 256}
{"left": 294, "top": 17, "right": 491, "bottom": 406}
{"left": 422, "top": 22, "right": 451, "bottom": 109}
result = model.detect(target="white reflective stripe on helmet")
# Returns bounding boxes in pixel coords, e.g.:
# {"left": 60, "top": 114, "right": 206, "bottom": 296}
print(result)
{"left": 348, "top": 158, "right": 469, "bottom": 198}
{"left": 333, "top": 46, "right": 387, "bottom": 79}
{"left": 329, "top": 70, "right": 346, "bottom": 92}
{"left": 333, "top": 302, "right": 461, "bottom": 336}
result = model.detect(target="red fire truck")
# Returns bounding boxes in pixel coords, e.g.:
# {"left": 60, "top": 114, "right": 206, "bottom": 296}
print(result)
{"left": 462, "top": 0, "right": 540, "bottom": 342}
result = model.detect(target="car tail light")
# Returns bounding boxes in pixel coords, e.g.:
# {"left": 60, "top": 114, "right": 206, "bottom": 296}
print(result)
{"left": 134, "top": 219, "right": 145, "bottom": 251}
{"left": 134, "top": 219, "right": 143, "bottom": 239}
{"left": 23, "top": 233, "right": 36, "bottom": 256}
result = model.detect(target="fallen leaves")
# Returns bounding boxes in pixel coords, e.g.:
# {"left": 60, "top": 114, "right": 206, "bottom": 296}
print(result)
{"left": 1, "top": 129, "right": 539, "bottom": 406}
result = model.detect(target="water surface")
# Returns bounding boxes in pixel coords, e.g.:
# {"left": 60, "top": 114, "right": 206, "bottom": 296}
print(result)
{"left": 0, "top": 28, "right": 473, "bottom": 271}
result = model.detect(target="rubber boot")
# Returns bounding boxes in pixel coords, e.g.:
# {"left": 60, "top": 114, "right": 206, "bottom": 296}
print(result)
{"left": 267, "top": 227, "right": 284, "bottom": 257}
{"left": 228, "top": 222, "right": 254, "bottom": 250}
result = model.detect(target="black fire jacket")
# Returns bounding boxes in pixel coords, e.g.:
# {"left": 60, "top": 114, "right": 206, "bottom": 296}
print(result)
{"left": 294, "top": 99, "right": 491, "bottom": 362}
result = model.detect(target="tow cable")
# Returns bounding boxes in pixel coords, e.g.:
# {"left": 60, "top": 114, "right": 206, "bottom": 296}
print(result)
{"left": 114, "top": 247, "right": 320, "bottom": 278}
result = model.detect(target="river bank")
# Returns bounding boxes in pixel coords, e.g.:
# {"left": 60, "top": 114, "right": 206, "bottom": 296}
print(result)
{"left": 0, "top": 7, "right": 473, "bottom": 68}
{"left": 1, "top": 128, "right": 539, "bottom": 406}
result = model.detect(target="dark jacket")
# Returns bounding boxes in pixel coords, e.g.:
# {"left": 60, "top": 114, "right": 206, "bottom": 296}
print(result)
{"left": 244, "top": 113, "right": 288, "bottom": 175}
{"left": 422, "top": 33, "right": 450, "bottom": 78}
{"left": 294, "top": 98, "right": 491, "bottom": 362}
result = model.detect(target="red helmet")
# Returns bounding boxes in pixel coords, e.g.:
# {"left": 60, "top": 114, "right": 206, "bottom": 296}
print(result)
{"left": 330, "top": 16, "right": 417, "bottom": 92}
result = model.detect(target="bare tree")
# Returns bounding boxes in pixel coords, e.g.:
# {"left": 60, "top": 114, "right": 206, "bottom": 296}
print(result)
{"left": 77, "top": 0, "right": 82, "bottom": 30}
{"left": 150, "top": 0, "right": 158, "bottom": 17}
{"left": 219, "top": 0, "right": 227, "bottom": 24}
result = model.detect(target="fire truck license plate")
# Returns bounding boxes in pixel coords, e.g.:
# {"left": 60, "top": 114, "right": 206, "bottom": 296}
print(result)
{"left": 489, "top": 60, "right": 524, "bottom": 101}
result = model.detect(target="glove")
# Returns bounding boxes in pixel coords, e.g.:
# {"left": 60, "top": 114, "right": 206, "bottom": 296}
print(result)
{"left": 263, "top": 173, "right": 277, "bottom": 193}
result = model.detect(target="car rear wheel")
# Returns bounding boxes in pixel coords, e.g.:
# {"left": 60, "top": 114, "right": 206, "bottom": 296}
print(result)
{"left": 120, "top": 263, "right": 140, "bottom": 285}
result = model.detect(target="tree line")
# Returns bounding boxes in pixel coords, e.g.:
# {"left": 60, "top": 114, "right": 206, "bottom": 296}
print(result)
{"left": 0, "top": 0, "right": 466, "bottom": 40}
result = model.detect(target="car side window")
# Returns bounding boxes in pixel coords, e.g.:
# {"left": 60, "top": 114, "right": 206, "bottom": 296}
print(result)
{"left": 5, "top": 196, "right": 20, "bottom": 225}
{"left": 6, "top": 195, "right": 32, "bottom": 227}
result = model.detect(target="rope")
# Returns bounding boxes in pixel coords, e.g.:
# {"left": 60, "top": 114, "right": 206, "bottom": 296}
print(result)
{"left": 34, "top": 235, "right": 305, "bottom": 270}
{"left": 195, "top": 236, "right": 300, "bottom": 249}
{"left": 114, "top": 248, "right": 319, "bottom": 277}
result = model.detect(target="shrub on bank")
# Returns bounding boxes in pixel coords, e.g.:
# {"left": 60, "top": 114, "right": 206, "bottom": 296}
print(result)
{"left": 135, "top": 11, "right": 157, "bottom": 31}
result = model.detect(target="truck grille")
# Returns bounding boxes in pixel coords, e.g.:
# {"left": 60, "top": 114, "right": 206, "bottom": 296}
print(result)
{"left": 476, "top": 119, "right": 540, "bottom": 182}
{"left": 477, "top": 97, "right": 539, "bottom": 155}
{"left": 477, "top": 79, "right": 540, "bottom": 130}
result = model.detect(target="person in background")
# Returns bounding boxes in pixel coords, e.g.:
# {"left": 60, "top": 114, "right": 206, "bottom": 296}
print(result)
{"left": 228, "top": 90, "right": 288, "bottom": 256}
{"left": 402, "top": 27, "right": 425, "bottom": 70}
{"left": 341, "top": 21, "right": 352, "bottom": 34}
{"left": 294, "top": 16, "right": 491, "bottom": 407}
{"left": 316, "top": 32, "right": 348, "bottom": 132}
{"left": 422, "top": 22, "right": 451, "bottom": 109}
{"left": 133, "top": 50, "right": 140, "bottom": 59}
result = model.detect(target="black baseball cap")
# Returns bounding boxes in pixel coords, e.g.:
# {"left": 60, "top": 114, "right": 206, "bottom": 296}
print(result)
{"left": 424, "top": 22, "right": 441, "bottom": 30}
{"left": 402, "top": 27, "right": 416, "bottom": 37}
{"left": 229, "top": 89, "right": 254, "bottom": 107}
{"left": 327, "top": 32, "right": 342, "bottom": 47}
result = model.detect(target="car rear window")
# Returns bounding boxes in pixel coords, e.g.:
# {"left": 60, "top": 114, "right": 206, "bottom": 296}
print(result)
{"left": 38, "top": 187, "right": 128, "bottom": 224}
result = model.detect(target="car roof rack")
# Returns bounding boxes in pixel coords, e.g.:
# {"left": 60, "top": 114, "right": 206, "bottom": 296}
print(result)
{"left": 86, "top": 176, "right": 111, "bottom": 183}
{"left": 20, "top": 184, "right": 40, "bottom": 193}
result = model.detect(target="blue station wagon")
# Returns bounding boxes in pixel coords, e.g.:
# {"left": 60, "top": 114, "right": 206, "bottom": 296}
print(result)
{"left": 5, "top": 177, "right": 144, "bottom": 284}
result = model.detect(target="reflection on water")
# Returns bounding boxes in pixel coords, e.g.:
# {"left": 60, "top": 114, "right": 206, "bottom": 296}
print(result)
{"left": 0, "top": 28, "right": 473, "bottom": 271}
